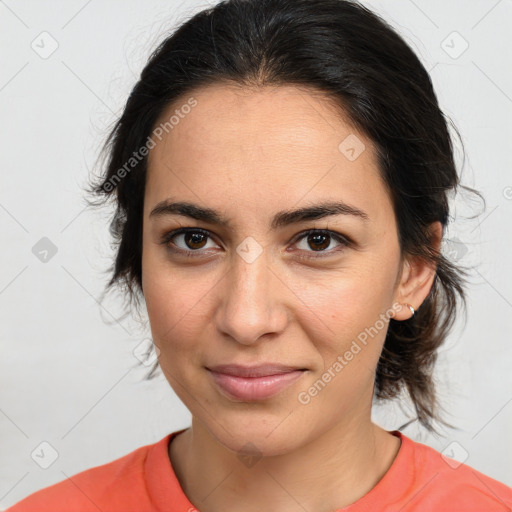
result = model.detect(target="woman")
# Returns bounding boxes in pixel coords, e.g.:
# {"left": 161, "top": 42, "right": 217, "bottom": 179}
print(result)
{"left": 7, "top": 0, "right": 511, "bottom": 510}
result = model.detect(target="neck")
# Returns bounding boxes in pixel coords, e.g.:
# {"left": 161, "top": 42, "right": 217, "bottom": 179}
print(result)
{"left": 170, "top": 415, "right": 401, "bottom": 512}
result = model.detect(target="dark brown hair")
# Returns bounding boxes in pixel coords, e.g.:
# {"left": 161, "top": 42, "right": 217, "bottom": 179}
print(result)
{"left": 86, "top": 0, "right": 477, "bottom": 431}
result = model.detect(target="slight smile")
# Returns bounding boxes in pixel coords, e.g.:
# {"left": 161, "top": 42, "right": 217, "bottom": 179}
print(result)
{"left": 206, "top": 364, "right": 308, "bottom": 401}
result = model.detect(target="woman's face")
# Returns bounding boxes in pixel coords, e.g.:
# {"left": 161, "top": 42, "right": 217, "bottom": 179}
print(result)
{"left": 142, "top": 83, "right": 409, "bottom": 455}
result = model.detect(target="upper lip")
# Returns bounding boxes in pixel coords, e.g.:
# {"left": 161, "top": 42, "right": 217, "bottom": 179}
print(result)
{"left": 207, "top": 364, "right": 306, "bottom": 378}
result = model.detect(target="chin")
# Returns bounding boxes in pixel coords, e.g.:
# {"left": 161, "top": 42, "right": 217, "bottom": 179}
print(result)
{"left": 203, "top": 412, "right": 306, "bottom": 458}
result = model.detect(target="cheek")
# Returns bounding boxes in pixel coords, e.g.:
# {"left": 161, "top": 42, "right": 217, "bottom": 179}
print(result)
{"left": 291, "top": 256, "right": 399, "bottom": 369}
{"left": 142, "top": 252, "right": 215, "bottom": 363}
{"left": 292, "top": 282, "right": 392, "bottom": 416}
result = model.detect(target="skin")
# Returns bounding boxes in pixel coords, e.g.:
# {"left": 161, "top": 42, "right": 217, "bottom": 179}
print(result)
{"left": 142, "top": 83, "right": 441, "bottom": 512}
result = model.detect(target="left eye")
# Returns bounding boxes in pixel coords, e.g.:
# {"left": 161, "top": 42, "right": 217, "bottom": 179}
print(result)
{"left": 292, "top": 229, "right": 350, "bottom": 256}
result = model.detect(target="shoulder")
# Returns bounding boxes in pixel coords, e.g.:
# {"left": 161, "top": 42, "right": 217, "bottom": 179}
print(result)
{"left": 5, "top": 434, "right": 173, "bottom": 512}
{"left": 397, "top": 433, "right": 512, "bottom": 511}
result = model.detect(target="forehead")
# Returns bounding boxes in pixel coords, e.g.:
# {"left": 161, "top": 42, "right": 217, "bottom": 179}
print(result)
{"left": 150, "top": 83, "right": 354, "bottom": 158}
{"left": 145, "top": 83, "right": 392, "bottom": 226}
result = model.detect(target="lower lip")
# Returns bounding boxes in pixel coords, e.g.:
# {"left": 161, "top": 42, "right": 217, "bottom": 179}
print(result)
{"left": 207, "top": 369, "right": 305, "bottom": 401}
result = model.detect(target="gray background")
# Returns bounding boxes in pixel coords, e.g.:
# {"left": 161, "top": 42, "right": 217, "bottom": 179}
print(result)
{"left": 1, "top": 0, "right": 511, "bottom": 508}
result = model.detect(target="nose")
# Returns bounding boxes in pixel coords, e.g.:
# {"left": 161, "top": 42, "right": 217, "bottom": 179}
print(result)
{"left": 214, "top": 246, "right": 289, "bottom": 346}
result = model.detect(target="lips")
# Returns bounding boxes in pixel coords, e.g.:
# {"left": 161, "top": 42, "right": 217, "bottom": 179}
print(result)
{"left": 207, "top": 364, "right": 305, "bottom": 378}
{"left": 206, "top": 364, "right": 307, "bottom": 401}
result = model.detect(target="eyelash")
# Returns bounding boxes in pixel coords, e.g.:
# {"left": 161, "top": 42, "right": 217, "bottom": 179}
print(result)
{"left": 159, "top": 227, "right": 352, "bottom": 260}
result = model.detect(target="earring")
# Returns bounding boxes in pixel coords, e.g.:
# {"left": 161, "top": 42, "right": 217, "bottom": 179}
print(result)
{"left": 403, "top": 303, "right": 415, "bottom": 316}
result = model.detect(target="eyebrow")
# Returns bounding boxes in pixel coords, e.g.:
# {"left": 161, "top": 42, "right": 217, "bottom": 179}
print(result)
{"left": 149, "top": 199, "right": 369, "bottom": 229}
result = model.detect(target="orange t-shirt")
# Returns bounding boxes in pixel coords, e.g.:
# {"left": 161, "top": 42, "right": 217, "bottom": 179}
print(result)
{"left": 6, "top": 429, "right": 512, "bottom": 512}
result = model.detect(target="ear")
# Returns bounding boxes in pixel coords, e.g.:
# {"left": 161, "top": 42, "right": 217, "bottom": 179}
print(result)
{"left": 392, "top": 221, "right": 442, "bottom": 321}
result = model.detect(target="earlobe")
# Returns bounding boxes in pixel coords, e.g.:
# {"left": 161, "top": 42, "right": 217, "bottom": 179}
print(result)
{"left": 401, "top": 303, "right": 415, "bottom": 316}
{"left": 394, "top": 268, "right": 436, "bottom": 321}
{"left": 393, "top": 221, "right": 442, "bottom": 321}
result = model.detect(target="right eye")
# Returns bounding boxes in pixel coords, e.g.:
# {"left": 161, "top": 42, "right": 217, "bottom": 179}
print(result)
{"left": 159, "top": 228, "right": 220, "bottom": 257}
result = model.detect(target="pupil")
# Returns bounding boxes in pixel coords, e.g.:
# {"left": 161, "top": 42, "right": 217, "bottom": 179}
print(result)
{"left": 186, "top": 232, "right": 206, "bottom": 249}
{"left": 309, "top": 233, "right": 329, "bottom": 251}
